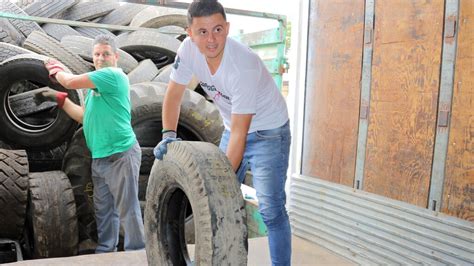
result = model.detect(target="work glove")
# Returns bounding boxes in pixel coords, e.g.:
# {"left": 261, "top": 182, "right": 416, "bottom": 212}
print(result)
{"left": 44, "top": 58, "right": 68, "bottom": 83}
{"left": 33, "top": 88, "right": 68, "bottom": 108}
{"left": 153, "top": 130, "right": 181, "bottom": 160}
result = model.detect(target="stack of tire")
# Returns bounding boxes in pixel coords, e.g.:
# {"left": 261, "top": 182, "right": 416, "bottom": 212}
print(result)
{"left": 0, "top": 0, "right": 223, "bottom": 259}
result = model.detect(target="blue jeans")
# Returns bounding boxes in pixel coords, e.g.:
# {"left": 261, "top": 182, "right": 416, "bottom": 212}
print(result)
{"left": 219, "top": 120, "right": 292, "bottom": 266}
{"left": 91, "top": 141, "right": 145, "bottom": 253}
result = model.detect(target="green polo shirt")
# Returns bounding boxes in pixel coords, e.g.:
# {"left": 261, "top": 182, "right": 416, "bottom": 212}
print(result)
{"left": 83, "top": 67, "right": 135, "bottom": 158}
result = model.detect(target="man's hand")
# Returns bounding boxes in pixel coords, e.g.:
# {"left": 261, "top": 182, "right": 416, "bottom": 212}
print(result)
{"left": 44, "top": 58, "right": 67, "bottom": 83}
{"left": 153, "top": 131, "right": 180, "bottom": 160}
{"left": 33, "top": 88, "right": 68, "bottom": 108}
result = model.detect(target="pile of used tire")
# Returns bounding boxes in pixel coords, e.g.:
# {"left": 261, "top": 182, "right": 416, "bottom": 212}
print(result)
{"left": 0, "top": 0, "right": 223, "bottom": 260}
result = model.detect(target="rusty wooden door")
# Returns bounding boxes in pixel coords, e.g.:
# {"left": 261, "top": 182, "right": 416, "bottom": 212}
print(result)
{"left": 442, "top": 0, "right": 474, "bottom": 221}
{"left": 302, "top": 0, "right": 364, "bottom": 187}
{"left": 362, "top": 0, "right": 444, "bottom": 207}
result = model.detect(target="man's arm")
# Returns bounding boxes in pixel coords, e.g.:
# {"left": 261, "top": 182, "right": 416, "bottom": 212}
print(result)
{"left": 227, "top": 114, "right": 253, "bottom": 172}
{"left": 162, "top": 80, "right": 187, "bottom": 131}
{"left": 55, "top": 71, "right": 95, "bottom": 90}
{"left": 55, "top": 72, "right": 94, "bottom": 124}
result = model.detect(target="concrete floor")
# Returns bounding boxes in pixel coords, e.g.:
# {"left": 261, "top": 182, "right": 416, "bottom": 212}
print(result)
{"left": 9, "top": 236, "right": 355, "bottom": 265}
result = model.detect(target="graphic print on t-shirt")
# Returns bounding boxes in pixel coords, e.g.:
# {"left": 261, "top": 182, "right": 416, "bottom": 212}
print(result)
{"left": 173, "top": 56, "right": 181, "bottom": 69}
{"left": 200, "top": 81, "right": 231, "bottom": 104}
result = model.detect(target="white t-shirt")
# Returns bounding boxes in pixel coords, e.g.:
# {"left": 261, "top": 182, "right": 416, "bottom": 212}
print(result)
{"left": 170, "top": 37, "right": 288, "bottom": 133}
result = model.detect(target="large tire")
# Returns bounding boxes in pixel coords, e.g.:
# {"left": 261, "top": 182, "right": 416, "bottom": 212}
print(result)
{"left": 130, "top": 82, "right": 223, "bottom": 175}
{"left": 145, "top": 141, "right": 248, "bottom": 265}
{"left": 0, "top": 42, "right": 34, "bottom": 63}
{"left": 127, "top": 59, "right": 159, "bottom": 84}
{"left": 61, "top": 128, "right": 95, "bottom": 242}
{"left": 0, "top": 18, "right": 24, "bottom": 46}
{"left": 98, "top": 3, "right": 147, "bottom": 27}
{"left": 0, "top": 139, "right": 66, "bottom": 172}
{"left": 0, "top": 149, "right": 28, "bottom": 239}
{"left": 41, "top": 23, "right": 81, "bottom": 42}
{"left": 129, "top": 6, "right": 186, "bottom": 28}
{"left": 23, "top": 0, "right": 77, "bottom": 19}
{"left": 0, "top": 54, "right": 82, "bottom": 150}
{"left": 26, "top": 171, "right": 78, "bottom": 258}
{"left": 24, "top": 31, "right": 92, "bottom": 74}
{"left": 74, "top": 27, "right": 115, "bottom": 39}
{"left": 116, "top": 30, "right": 180, "bottom": 69}
{"left": 131, "top": 82, "right": 223, "bottom": 147}
{"left": 61, "top": 2, "right": 119, "bottom": 22}
{"left": 0, "top": 1, "right": 44, "bottom": 38}
{"left": 131, "top": 13, "right": 187, "bottom": 29}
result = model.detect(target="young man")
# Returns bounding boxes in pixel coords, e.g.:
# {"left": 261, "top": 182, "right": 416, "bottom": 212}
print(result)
{"left": 35, "top": 35, "right": 145, "bottom": 253}
{"left": 153, "top": 0, "right": 292, "bottom": 264}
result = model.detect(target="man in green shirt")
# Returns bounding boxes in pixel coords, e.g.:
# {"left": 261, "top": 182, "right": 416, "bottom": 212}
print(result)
{"left": 36, "top": 35, "right": 145, "bottom": 253}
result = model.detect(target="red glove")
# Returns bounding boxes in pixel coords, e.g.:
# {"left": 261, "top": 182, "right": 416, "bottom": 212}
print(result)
{"left": 55, "top": 91, "right": 68, "bottom": 108}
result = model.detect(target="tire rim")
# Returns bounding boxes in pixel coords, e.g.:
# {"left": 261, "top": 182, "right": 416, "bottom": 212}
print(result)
{"left": 4, "top": 80, "right": 57, "bottom": 133}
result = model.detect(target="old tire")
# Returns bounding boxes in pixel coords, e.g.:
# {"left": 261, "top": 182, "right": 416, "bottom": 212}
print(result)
{"left": 26, "top": 171, "right": 78, "bottom": 258}
{"left": 145, "top": 141, "right": 248, "bottom": 265}
{"left": 61, "top": 2, "right": 118, "bottom": 22}
{"left": 23, "top": 0, "right": 77, "bottom": 18}
{"left": 0, "top": 139, "right": 67, "bottom": 172}
{"left": 98, "top": 3, "right": 147, "bottom": 27}
{"left": 41, "top": 23, "right": 81, "bottom": 41}
{"left": 61, "top": 128, "right": 95, "bottom": 242}
{"left": 24, "top": 31, "right": 92, "bottom": 74}
{"left": 0, "top": 1, "right": 44, "bottom": 38}
{"left": 0, "top": 42, "right": 34, "bottom": 64}
{"left": 130, "top": 82, "right": 223, "bottom": 176}
{"left": 127, "top": 59, "right": 159, "bottom": 84}
{"left": 0, "top": 54, "right": 82, "bottom": 150}
{"left": 0, "top": 18, "right": 24, "bottom": 46}
{"left": 116, "top": 30, "right": 180, "bottom": 69}
{"left": 0, "top": 149, "right": 29, "bottom": 239}
{"left": 131, "top": 82, "right": 223, "bottom": 147}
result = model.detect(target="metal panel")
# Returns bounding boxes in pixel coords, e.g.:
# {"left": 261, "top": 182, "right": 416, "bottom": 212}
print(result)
{"left": 290, "top": 175, "right": 474, "bottom": 265}
{"left": 354, "top": 0, "right": 375, "bottom": 189}
{"left": 429, "top": 0, "right": 459, "bottom": 212}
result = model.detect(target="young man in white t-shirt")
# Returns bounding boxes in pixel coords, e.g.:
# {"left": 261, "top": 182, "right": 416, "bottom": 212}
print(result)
{"left": 154, "top": 0, "right": 291, "bottom": 264}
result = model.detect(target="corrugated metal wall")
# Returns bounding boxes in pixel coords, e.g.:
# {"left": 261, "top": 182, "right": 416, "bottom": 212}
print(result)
{"left": 290, "top": 175, "right": 474, "bottom": 265}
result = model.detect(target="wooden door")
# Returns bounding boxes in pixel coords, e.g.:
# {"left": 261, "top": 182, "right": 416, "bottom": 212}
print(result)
{"left": 363, "top": 0, "right": 444, "bottom": 207}
{"left": 302, "top": 0, "right": 364, "bottom": 186}
{"left": 442, "top": 0, "right": 474, "bottom": 221}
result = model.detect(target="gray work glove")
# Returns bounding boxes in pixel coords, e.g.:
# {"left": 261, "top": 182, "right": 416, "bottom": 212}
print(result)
{"left": 33, "top": 88, "right": 68, "bottom": 108}
{"left": 153, "top": 130, "right": 181, "bottom": 160}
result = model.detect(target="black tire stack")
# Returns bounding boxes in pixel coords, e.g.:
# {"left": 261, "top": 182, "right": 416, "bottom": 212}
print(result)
{"left": 0, "top": 0, "right": 226, "bottom": 262}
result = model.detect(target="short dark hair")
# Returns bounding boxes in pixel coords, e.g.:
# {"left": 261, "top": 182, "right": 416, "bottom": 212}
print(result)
{"left": 93, "top": 34, "right": 117, "bottom": 53}
{"left": 187, "top": 0, "right": 226, "bottom": 26}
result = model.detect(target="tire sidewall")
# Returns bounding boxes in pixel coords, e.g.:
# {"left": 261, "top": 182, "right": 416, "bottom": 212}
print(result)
{"left": 0, "top": 56, "right": 80, "bottom": 149}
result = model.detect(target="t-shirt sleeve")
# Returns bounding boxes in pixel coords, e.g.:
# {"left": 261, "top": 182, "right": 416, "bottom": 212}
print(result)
{"left": 88, "top": 68, "right": 120, "bottom": 95}
{"left": 170, "top": 39, "right": 194, "bottom": 85}
{"left": 231, "top": 68, "right": 259, "bottom": 115}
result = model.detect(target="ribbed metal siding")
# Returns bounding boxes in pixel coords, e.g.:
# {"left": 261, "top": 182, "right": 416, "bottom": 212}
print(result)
{"left": 289, "top": 175, "right": 474, "bottom": 265}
